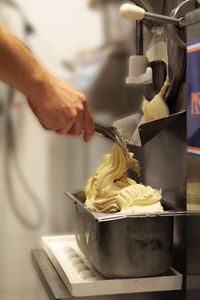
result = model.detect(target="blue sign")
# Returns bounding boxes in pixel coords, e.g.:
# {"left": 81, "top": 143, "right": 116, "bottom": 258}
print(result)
{"left": 187, "top": 41, "right": 200, "bottom": 156}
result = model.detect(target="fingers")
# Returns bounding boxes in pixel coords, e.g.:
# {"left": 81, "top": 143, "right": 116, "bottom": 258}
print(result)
{"left": 56, "top": 99, "right": 85, "bottom": 137}
{"left": 67, "top": 104, "right": 84, "bottom": 136}
{"left": 66, "top": 94, "right": 94, "bottom": 141}
{"left": 54, "top": 91, "right": 94, "bottom": 141}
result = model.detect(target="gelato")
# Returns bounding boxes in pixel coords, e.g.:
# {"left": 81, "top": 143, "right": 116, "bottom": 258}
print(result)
{"left": 85, "top": 143, "right": 163, "bottom": 213}
{"left": 117, "top": 184, "right": 163, "bottom": 213}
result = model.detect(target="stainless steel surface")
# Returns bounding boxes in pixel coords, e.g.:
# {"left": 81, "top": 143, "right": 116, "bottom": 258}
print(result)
{"left": 66, "top": 191, "right": 189, "bottom": 221}
{"left": 129, "top": 112, "right": 187, "bottom": 293}
{"left": 113, "top": 112, "right": 143, "bottom": 143}
{"left": 132, "top": 111, "right": 186, "bottom": 146}
{"left": 136, "top": 20, "right": 143, "bottom": 55}
{"left": 67, "top": 192, "right": 174, "bottom": 279}
{"left": 135, "top": 115, "right": 187, "bottom": 209}
{"left": 168, "top": 0, "right": 195, "bottom": 48}
{"left": 144, "top": 11, "right": 184, "bottom": 27}
{"left": 113, "top": 111, "right": 185, "bottom": 147}
{"left": 166, "top": 1, "right": 196, "bottom": 109}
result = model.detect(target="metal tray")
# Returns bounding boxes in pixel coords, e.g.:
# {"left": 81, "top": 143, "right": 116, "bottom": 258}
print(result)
{"left": 66, "top": 192, "right": 179, "bottom": 279}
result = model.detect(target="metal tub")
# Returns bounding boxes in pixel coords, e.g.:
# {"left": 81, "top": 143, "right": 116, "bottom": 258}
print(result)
{"left": 66, "top": 191, "right": 176, "bottom": 278}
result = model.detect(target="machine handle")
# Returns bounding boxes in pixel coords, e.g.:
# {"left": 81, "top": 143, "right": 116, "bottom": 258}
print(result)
{"left": 120, "top": 3, "right": 145, "bottom": 20}
{"left": 120, "top": 3, "right": 185, "bottom": 28}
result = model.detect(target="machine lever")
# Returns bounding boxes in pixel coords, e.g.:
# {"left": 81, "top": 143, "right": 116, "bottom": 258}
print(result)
{"left": 120, "top": 3, "right": 185, "bottom": 28}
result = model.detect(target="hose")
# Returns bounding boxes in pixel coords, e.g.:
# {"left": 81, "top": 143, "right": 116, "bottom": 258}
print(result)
{"left": 4, "top": 87, "right": 44, "bottom": 230}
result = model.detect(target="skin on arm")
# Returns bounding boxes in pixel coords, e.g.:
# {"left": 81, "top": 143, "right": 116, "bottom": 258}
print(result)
{"left": 0, "top": 24, "right": 94, "bottom": 141}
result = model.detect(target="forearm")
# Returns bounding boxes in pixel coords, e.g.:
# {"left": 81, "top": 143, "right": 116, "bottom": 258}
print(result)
{"left": 0, "top": 24, "right": 94, "bottom": 141}
{"left": 0, "top": 24, "right": 48, "bottom": 96}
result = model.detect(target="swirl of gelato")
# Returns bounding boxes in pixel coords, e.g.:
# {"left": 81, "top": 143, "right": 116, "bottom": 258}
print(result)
{"left": 85, "top": 144, "right": 139, "bottom": 213}
{"left": 117, "top": 184, "right": 163, "bottom": 213}
{"left": 85, "top": 143, "right": 163, "bottom": 214}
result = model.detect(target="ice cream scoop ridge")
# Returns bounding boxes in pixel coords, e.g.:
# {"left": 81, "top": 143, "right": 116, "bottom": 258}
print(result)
{"left": 85, "top": 144, "right": 163, "bottom": 213}
{"left": 117, "top": 184, "right": 163, "bottom": 213}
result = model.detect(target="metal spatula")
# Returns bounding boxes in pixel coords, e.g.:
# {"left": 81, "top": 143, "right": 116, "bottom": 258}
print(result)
{"left": 94, "top": 122, "right": 128, "bottom": 152}
{"left": 113, "top": 111, "right": 186, "bottom": 147}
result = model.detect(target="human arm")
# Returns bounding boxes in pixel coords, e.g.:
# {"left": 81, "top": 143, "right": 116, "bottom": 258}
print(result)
{"left": 0, "top": 24, "right": 94, "bottom": 141}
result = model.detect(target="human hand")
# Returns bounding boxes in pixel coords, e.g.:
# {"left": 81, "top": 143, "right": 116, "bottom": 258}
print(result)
{"left": 26, "top": 75, "right": 94, "bottom": 142}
